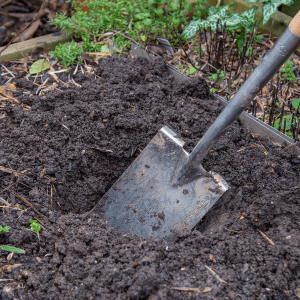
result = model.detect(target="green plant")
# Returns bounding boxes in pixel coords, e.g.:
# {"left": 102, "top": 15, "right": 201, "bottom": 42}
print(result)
{"left": 209, "top": 69, "right": 226, "bottom": 82}
{"left": 50, "top": 0, "right": 207, "bottom": 65}
{"left": 49, "top": 41, "right": 83, "bottom": 67}
{"left": 183, "top": 5, "right": 260, "bottom": 54}
{"left": 0, "top": 245, "right": 24, "bottom": 254}
{"left": 264, "top": 151, "right": 268, "bottom": 155}
{"left": 210, "top": 87, "right": 218, "bottom": 93}
{"left": 280, "top": 60, "right": 296, "bottom": 84}
{"left": 0, "top": 226, "right": 11, "bottom": 234}
{"left": 246, "top": 0, "right": 295, "bottom": 25}
{"left": 29, "top": 220, "right": 41, "bottom": 233}
{"left": 292, "top": 98, "right": 300, "bottom": 113}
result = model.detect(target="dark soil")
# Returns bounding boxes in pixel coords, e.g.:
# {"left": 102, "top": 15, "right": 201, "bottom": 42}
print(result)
{"left": 0, "top": 56, "right": 300, "bottom": 299}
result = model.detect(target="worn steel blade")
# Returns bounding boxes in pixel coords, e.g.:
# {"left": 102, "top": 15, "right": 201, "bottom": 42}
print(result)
{"left": 102, "top": 126, "right": 229, "bottom": 238}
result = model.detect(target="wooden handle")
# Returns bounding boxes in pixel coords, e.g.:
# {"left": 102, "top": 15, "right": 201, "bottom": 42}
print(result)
{"left": 289, "top": 11, "right": 300, "bottom": 37}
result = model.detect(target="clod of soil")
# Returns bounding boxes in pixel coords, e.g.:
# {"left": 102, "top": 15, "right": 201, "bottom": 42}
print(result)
{"left": 0, "top": 56, "right": 299, "bottom": 299}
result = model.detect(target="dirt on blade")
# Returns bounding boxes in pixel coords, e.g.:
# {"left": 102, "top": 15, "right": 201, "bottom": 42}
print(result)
{"left": 0, "top": 56, "right": 299, "bottom": 299}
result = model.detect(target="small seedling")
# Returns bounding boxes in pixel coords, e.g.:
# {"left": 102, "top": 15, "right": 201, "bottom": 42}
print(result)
{"left": 27, "top": 220, "right": 41, "bottom": 239}
{"left": 210, "top": 87, "right": 218, "bottom": 93}
{"left": 209, "top": 70, "right": 226, "bottom": 82}
{"left": 0, "top": 225, "right": 11, "bottom": 234}
{"left": 29, "top": 220, "right": 41, "bottom": 233}
{"left": 280, "top": 60, "right": 296, "bottom": 84}
{"left": 0, "top": 245, "right": 24, "bottom": 254}
{"left": 264, "top": 151, "right": 268, "bottom": 155}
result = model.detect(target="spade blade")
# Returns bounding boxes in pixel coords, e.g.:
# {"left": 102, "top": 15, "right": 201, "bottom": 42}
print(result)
{"left": 102, "top": 126, "right": 229, "bottom": 238}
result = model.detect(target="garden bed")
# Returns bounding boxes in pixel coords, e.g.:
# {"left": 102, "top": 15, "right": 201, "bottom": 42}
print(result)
{"left": 0, "top": 55, "right": 300, "bottom": 299}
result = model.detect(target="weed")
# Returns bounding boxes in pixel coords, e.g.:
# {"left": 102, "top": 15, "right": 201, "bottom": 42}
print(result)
{"left": 49, "top": 41, "right": 83, "bottom": 67}
{"left": 210, "top": 87, "right": 218, "bottom": 93}
{"left": 264, "top": 151, "right": 268, "bottom": 155}
{"left": 50, "top": 0, "right": 207, "bottom": 65}
{"left": 0, "top": 225, "right": 11, "bottom": 234}
{"left": 209, "top": 69, "right": 226, "bottom": 82}
{"left": 29, "top": 220, "right": 41, "bottom": 233}
{"left": 281, "top": 60, "right": 296, "bottom": 84}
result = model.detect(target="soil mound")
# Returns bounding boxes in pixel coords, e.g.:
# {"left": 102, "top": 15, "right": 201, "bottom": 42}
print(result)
{"left": 0, "top": 56, "right": 299, "bottom": 299}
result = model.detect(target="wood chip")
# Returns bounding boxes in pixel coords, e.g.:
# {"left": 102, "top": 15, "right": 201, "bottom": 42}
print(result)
{"left": 205, "top": 265, "right": 227, "bottom": 283}
{"left": 171, "top": 287, "right": 212, "bottom": 293}
{"left": 257, "top": 230, "right": 275, "bottom": 245}
{"left": 0, "top": 196, "right": 11, "bottom": 206}
{"left": 209, "top": 254, "right": 216, "bottom": 263}
{"left": 0, "top": 166, "right": 27, "bottom": 176}
{"left": 0, "top": 264, "right": 23, "bottom": 273}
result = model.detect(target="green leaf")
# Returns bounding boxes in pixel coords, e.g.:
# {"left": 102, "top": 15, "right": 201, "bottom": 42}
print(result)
{"left": 29, "top": 220, "right": 41, "bottom": 232}
{"left": 273, "top": 115, "right": 298, "bottom": 131}
{"left": 0, "top": 245, "right": 24, "bottom": 254}
{"left": 241, "top": 6, "right": 258, "bottom": 23}
{"left": 100, "top": 44, "right": 110, "bottom": 53}
{"left": 29, "top": 59, "right": 50, "bottom": 75}
{"left": 255, "top": 34, "right": 264, "bottom": 42}
{"left": 182, "top": 19, "right": 202, "bottom": 39}
{"left": 207, "top": 6, "right": 218, "bottom": 16}
{"left": 140, "top": 35, "right": 147, "bottom": 42}
{"left": 292, "top": 98, "right": 300, "bottom": 112}
{"left": 246, "top": 0, "right": 258, "bottom": 2}
{"left": 186, "top": 67, "right": 197, "bottom": 75}
{"left": 262, "top": 3, "right": 278, "bottom": 25}
{"left": 0, "top": 226, "right": 11, "bottom": 233}
{"left": 169, "top": 1, "right": 178, "bottom": 10}
{"left": 209, "top": 73, "right": 218, "bottom": 81}
{"left": 218, "top": 5, "right": 231, "bottom": 19}
{"left": 273, "top": 0, "right": 294, "bottom": 6}
{"left": 143, "top": 18, "right": 153, "bottom": 26}
{"left": 210, "top": 87, "right": 218, "bottom": 93}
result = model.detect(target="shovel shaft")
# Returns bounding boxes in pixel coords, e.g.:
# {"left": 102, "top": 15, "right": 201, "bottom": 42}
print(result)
{"left": 175, "top": 13, "right": 300, "bottom": 185}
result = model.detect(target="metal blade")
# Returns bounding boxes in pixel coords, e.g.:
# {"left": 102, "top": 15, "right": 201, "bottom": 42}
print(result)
{"left": 103, "top": 126, "right": 229, "bottom": 238}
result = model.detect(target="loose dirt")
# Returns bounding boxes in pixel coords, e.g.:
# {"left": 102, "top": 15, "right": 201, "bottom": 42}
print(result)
{"left": 0, "top": 56, "right": 299, "bottom": 299}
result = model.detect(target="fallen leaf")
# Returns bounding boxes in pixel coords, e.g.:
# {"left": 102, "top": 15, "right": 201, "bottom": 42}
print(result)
{"left": 29, "top": 59, "right": 50, "bottom": 75}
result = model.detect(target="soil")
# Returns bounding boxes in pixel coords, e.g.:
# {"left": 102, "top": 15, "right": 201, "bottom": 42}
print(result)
{"left": 0, "top": 56, "right": 300, "bottom": 300}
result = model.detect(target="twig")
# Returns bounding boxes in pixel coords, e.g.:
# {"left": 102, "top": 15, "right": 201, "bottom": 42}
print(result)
{"left": 0, "top": 0, "right": 45, "bottom": 59}
{"left": 205, "top": 265, "right": 227, "bottom": 283}
{"left": 0, "top": 196, "right": 11, "bottom": 206}
{"left": 0, "top": 165, "right": 27, "bottom": 176}
{"left": 257, "top": 230, "right": 275, "bottom": 245}
{"left": 12, "top": 193, "right": 47, "bottom": 221}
